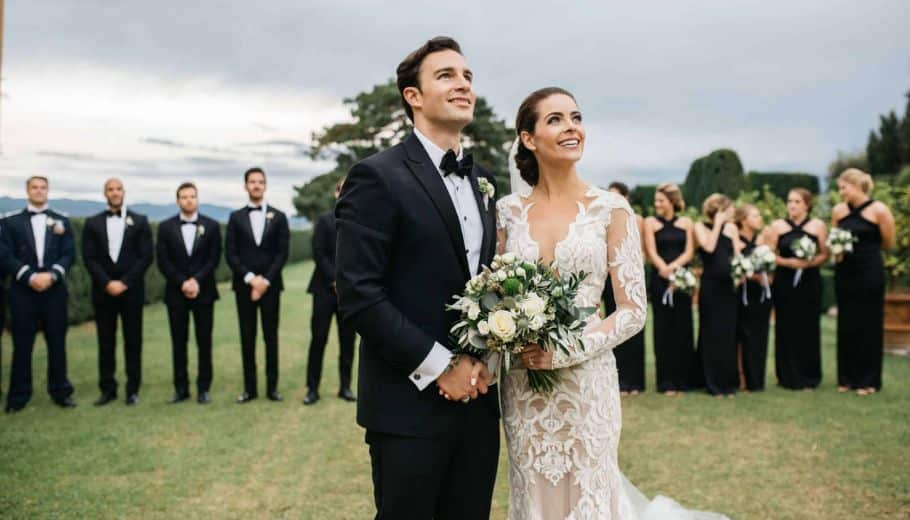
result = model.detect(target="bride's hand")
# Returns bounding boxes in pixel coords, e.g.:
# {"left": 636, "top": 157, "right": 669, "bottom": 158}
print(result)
{"left": 520, "top": 344, "right": 553, "bottom": 371}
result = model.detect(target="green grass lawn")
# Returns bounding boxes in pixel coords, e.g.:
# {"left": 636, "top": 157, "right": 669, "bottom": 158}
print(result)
{"left": 1, "top": 261, "right": 908, "bottom": 519}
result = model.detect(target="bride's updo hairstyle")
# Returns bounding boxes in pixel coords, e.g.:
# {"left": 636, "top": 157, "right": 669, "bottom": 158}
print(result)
{"left": 514, "top": 87, "right": 577, "bottom": 187}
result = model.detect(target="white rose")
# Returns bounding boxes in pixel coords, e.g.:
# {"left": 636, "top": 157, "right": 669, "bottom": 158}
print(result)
{"left": 501, "top": 252, "right": 517, "bottom": 264}
{"left": 497, "top": 271, "right": 508, "bottom": 281}
{"left": 742, "top": 259, "right": 753, "bottom": 271}
{"left": 467, "top": 302, "right": 481, "bottom": 320}
{"left": 488, "top": 310, "right": 517, "bottom": 341}
{"left": 477, "top": 321, "right": 490, "bottom": 336}
{"left": 520, "top": 292, "right": 548, "bottom": 317}
{"left": 516, "top": 267, "right": 526, "bottom": 278}
{"left": 831, "top": 244, "right": 843, "bottom": 255}
{"left": 795, "top": 250, "right": 805, "bottom": 258}
{"left": 528, "top": 314, "right": 546, "bottom": 331}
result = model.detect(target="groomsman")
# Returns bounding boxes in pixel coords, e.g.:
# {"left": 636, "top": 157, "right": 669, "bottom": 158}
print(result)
{"left": 0, "top": 218, "right": 9, "bottom": 399}
{"left": 1, "top": 176, "right": 76, "bottom": 412}
{"left": 82, "top": 179, "right": 153, "bottom": 406}
{"left": 225, "top": 167, "right": 290, "bottom": 403}
{"left": 156, "top": 182, "right": 221, "bottom": 404}
{"left": 304, "top": 177, "right": 356, "bottom": 405}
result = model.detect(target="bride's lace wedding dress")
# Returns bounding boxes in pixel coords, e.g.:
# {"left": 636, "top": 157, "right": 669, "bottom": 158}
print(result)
{"left": 497, "top": 186, "right": 728, "bottom": 520}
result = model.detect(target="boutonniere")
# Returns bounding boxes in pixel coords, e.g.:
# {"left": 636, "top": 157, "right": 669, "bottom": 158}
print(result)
{"left": 125, "top": 216, "right": 134, "bottom": 226}
{"left": 45, "top": 216, "right": 66, "bottom": 235}
{"left": 266, "top": 211, "right": 275, "bottom": 220}
{"left": 477, "top": 177, "right": 495, "bottom": 210}
{"left": 197, "top": 225, "right": 205, "bottom": 237}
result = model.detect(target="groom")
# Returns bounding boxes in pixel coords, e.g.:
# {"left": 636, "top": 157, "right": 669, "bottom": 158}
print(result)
{"left": 335, "top": 37, "right": 500, "bottom": 519}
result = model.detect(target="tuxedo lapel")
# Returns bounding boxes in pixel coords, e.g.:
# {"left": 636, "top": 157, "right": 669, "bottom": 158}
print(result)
{"left": 23, "top": 212, "right": 38, "bottom": 262}
{"left": 468, "top": 169, "right": 495, "bottom": 273}
{"left": 173, "top": 220, "right": 191, "bottom": 264}
{"left": 239, "top": 209, "right": 257, "bottom": 247}
{"left": 402, "top": 134, "right": 470, "bottom": 280}
{"left": 190, "top": 222, "right": 202, "bottom": 258}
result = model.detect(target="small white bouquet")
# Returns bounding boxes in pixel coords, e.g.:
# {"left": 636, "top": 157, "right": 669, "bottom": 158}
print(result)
{"left": 730, "top": 254, "right": 755, "bottom": 286}
{"left": 447, "top": 252, "right": 595, "bottom": 393}
{"left": 790, "top": 235, "right": 817, "bottom": 287}
{"left": 748, "top": 245, "right": 776, "bottom": 301}
{"left": 661, "top": 266, "right": 697, "bottom": 307}
{"left": 827, "top": 227, "right": 857, "bottom": 257}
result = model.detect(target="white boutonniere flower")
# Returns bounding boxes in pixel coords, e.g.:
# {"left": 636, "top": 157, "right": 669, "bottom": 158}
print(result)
{"left": 477, "top": 177, "right": 495, "bottom": 210}
{"left": 46, "top": 216, "right": 56, "bottom": 227}
{"left": 266, "top": 211, "right": 275, "bottom": 220}
{"left": 197, "top": 225, "right": 205, "bottom": 237}
{"left": 126, "top": 216, "right": 134, "bottom": 226}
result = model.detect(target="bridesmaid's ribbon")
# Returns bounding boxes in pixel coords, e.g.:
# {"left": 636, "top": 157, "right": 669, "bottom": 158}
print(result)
{"left": 661, "top": 286, "right": 674, "bottom": 307}
{"left": 760, "top": 272, "right": 772, "bottom": 302}
{"left": 741, "top": 282, "right": 749, "bottom": 306}
{"left": 793, "top": 268, "right": 803, "bottom": 288}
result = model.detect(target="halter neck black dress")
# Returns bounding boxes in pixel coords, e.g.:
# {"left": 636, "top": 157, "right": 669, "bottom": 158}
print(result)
{"left": 834, "top": 199, "right": 885, "bottom": 390}
{"left": 696, "top": 229, "right": 738, "bottom": 395}
{"left": 772, "top": 218, "right": 822, "bottom": 390}
{"left": 735, "top": 233, "right": 772, "bottom": 391}
{"left": 649, "top": 216, "right": 694, "bottom": 392}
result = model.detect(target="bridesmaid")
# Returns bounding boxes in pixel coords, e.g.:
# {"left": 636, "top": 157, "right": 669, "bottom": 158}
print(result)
{"left": 831, "top": 169, "right": 895, "bottom": 396}
{"left": 643, "top": 183, "right": 695, "bottom": 396}
{"left": 734, "top": 204, "right": 772, "bottom": 392}
{"left": 603, "top": 181, "right": 646, "bottom": 395}
{"left": 694, "top": 194, "right": 742, "bottom": 397}
{"left": 768, "top": 188, "right": 829, "bottom": 390}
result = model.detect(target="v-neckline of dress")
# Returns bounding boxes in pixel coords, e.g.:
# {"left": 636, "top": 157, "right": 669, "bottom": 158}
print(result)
{"left": 517, "top": 186, "right": 598, "bottom": 267}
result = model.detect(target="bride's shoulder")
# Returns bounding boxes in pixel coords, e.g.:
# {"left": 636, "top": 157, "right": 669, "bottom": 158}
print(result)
{"left": 496, "top": 192, "right": 524, "bottom": 213}
{"left": 585, "top": 186, "right": 633, "bottom": 213}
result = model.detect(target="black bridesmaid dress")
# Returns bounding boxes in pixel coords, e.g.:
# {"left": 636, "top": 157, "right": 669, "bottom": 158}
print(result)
{"left": 835, "top": 200, "right": 885, "bottom": 390}
{"left": 736, "top": 234, "right": 773, "bottom": 391}
{"left": 772, "top": 219, "right": 822, "bottom": 390}
{"left": 604, "top": 275, "right": 645, "bottom": 392}
{"left": 696, "top": 231, "right": 739, "bottom": 395}
{"left": 650, "top": 216, "right": 695, "bottom": 392}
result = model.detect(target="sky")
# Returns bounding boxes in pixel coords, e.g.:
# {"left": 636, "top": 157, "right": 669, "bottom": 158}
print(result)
{"left": 1, "top": 0, "right": 908, "bottom": 211}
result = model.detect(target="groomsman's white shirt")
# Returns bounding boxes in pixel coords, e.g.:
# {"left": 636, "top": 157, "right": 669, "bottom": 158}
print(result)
{"left": 180, "top": 212, "right": 199, "bottom": 257}
{"left": 242, "top": 202, "right": 271, "bottom": 286}
{"left": 106, "top": 209, "right": 126, "bottom": 262}
{"left": 20, "top": 204, "right": 67, "bottom": 283}
{"left": 409, "top": 128, "right": 484, "bottom": 390}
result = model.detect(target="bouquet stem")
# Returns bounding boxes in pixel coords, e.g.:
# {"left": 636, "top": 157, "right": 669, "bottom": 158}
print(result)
{"left": 527, "top": 370, "right": 560, "bottom": 393}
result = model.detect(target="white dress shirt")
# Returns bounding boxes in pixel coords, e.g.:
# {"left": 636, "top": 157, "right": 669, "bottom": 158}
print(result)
{"left": 180, "top": 212, "right": 199, "bottom": 257}
{"left": 106, "top": 208, "right": 126, "bottom": 262}
{"left": 242, "top": 202, "right": 271, "bottom": 285}
{"left": 409, "top": 128, "right": 485, "bottom": 390}
{"left": 29, "top": 204, "right": 48, "bottom": 268}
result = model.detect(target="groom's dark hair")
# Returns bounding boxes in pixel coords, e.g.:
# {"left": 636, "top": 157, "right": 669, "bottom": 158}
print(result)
{"left": 396, "top": 36, "right": 462, "bottom": 122}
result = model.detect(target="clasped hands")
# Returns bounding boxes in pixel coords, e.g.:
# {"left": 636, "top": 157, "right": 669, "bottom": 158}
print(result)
{"left": 28, "top": 272, "right": 56, "bottom": 293}
{"left": 437, "top": 355, "right": 494, "bottom": 402}
{"left": 181, "top": 277, "right": 200, "bottom": 299}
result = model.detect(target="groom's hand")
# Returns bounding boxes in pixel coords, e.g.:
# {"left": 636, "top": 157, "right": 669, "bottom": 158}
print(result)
{"left": 470, "top": 361, "right": 492, "bottom": 395}
{"left": 437, "top": 356, "right": 479, "bottom": 401}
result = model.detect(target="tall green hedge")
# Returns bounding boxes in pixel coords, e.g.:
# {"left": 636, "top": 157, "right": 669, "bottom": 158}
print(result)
{"left": 683, "top": 149, "right": 747, "bottom": 206}
{"left": 630, "top": 184, "right": 657, "bottom": 215}
{"left": 56, "top": 219, "right": 312, "bottom": 325}
{"left": 746, "top": 171, "right": 820, "bottom": 199}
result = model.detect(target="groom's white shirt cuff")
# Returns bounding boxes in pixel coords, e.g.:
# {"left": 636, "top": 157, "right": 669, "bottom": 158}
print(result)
{"left": 409, "top": 342, "right": 453, "bottom": 390}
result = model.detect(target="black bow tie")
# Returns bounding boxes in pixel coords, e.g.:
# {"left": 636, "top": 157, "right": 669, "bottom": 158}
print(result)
{"left": 28, "top": 209, "right": 47, "bottom": 216}
{"left": 181, "top": 219, "right": 197, "bottom": 226}
{"left": 247, "top": 205, "right": 262, "bottom": 212}
{"left": 440, "top": 150, "right": 473, "bottom": 178}
{"left": 106, "top": 209, "right": 122, "bottom": 218}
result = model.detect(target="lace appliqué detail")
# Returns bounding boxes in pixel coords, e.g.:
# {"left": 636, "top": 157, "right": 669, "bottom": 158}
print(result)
{"left": 497, "top": 187, "right": 647, "bottom": 520}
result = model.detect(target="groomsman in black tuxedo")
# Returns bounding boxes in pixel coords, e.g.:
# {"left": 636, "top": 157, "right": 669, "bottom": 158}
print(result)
{"left": 1, "top": 176, "right": 77, "bottom": 412}
{"left": 82, "top": 179, "right": 153, "bottom": 406}
{"left": 156, "top": 182, "right": 222, "bottom": 404}
{"left": 304, "top": 176, "right": 356, "bottom": 405}
{"left": 0, "top": 218, "right": 9, "bottom": 399}
{"left": 225, "top": 167, "right": 290, "bottom": 403}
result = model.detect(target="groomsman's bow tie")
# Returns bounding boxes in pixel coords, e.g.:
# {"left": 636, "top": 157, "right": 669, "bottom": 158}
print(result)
{"left": 28, "top": 209, "right": 47, "bottom": 216}
{"left": 181, "top": 219, "right": 197, "bottom": 226}
{"left": 247, "top": 205, "right": 263, "bottom": 212}
{"left": 440, "top": 150, "right": 473, "bottom": 178}
{"left": 106, "top": 209, "right": 122, "bottom": 218}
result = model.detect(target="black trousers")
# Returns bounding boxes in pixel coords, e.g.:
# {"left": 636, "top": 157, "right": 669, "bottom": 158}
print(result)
{"left": 165, "top": 299, "right": 214, "bottom": 394}
{"left": 235, "top": 288, "right": 280, "bottom": 396}
{"left": 307, "top": 290, "right": 355, "bottom": 392}
{"left": 6, "top": 283, "right": 74, "bottom": 408}
{"left": 366, "top": 403, "right": 500, "bottom": 520}
{"left": 0, "top": 291, "right": 5, "bottom": 395}
{"left": 94, "top": 295, "right": 144, "bottom": 396}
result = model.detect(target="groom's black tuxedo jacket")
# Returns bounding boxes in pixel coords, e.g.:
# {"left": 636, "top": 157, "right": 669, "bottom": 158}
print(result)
{"left": 82, "top": 210, "right": 154, "bottom": 305}
{"left": 336, "top": 133, "right": 499, "bottom": 438}
{"left": 156, "top": 214, "right": 222, "bottom": 305}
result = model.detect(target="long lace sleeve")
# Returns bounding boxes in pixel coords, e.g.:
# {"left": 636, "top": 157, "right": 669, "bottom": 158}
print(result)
{"left": 552, "top": 201, "right": 647, "bottom": 369}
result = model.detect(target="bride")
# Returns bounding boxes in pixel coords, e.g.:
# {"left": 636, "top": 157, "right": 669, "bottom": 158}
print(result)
{"left": 496, "top": 87, "right": 728, "bottom": 520}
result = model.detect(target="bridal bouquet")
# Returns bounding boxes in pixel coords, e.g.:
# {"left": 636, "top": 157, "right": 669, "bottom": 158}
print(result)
{"left": 661, "top": 266, "right": 697, "bottom": 307}
{"left": 730, "top": 254, "right": 755, "bottom": 286}
{"left": 827, "top": 227, "right": 857, "bottom": 257}
{"left": 790, "top": 236, "right": 816, "bottom": 287}
{"left": 447, "top": 252, "right": 595, "bottom": 393}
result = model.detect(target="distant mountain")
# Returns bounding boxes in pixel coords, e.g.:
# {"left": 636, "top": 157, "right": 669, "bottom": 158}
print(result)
{"left": 0, "top": 197, "right": 310, "bottom": 228}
